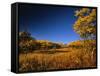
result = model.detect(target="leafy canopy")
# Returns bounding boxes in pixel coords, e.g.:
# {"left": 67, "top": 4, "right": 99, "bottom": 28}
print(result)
{"left": 73, "top": 8, "right": 96, "bottom": 39}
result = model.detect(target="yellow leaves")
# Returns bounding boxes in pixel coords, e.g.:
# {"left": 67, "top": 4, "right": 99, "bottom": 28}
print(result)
{"left": 90, "top": 9, "right": 96, "bottom": 17}
{"left": 75, "top": 10, "right": 80, "bottom": 16}
{"left": 82, "top": 8, "right": 90, "bottom": 14}
{"left": 87, "top": 28, "right": 93, "bottom": 33}
{"left": 73, "top": 8, "right": 96, "bottom": 39}
{"left": 75, "top": 8, "right": 90, "bottom": 17}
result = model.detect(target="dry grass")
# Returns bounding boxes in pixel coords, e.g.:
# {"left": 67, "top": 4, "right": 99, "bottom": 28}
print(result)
{"left": 19, "top": 47, "right": 96, "bottom": 72}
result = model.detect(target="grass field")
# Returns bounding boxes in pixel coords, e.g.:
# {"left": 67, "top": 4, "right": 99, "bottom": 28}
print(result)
{"left": 19, "top": 46, "right": 96, "bottom": 72}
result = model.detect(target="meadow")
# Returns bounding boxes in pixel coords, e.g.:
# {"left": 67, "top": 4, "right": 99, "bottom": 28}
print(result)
{"left": 19, "top": 40, "right": 96, "bottom": 72}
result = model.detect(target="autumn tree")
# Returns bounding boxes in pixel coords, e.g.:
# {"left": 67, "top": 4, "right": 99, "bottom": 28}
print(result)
{"left": 19, "top": 32, "right": 36, "bottom": 42}
{"left": 19, "top": 32, "right": 36, "bottom": 52}
{"left": 73, "top": 8, "right": 97, "bottom": 65}
{"left": 73, "top": 8, "right": 96, "bottom": 40}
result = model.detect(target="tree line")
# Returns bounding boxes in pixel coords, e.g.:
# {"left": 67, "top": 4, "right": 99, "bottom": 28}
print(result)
{"left": 19, "top": 32, "right": 63, "bottom": 53}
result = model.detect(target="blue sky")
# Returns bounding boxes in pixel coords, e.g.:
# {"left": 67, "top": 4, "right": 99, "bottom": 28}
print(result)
{"left": 19, "top": 4, "right": 80, "bottom": 44}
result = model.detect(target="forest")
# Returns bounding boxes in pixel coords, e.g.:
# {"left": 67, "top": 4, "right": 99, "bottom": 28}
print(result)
{"left": 19, "top": 8, "right": 96, "bottom": 72}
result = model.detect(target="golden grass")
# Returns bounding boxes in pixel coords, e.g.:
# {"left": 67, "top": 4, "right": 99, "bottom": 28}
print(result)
{"left": 19, "top": 47, "right": 96, "bottom": 72}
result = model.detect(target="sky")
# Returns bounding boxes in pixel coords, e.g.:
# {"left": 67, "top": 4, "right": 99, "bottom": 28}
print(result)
{"left": 19, "top": 4, "right": 81, "bottom": 44}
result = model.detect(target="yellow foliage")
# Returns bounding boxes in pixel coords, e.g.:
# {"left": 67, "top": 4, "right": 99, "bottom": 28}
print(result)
{"left": 74, "top": 8, "right": 96, "bottom": 39}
